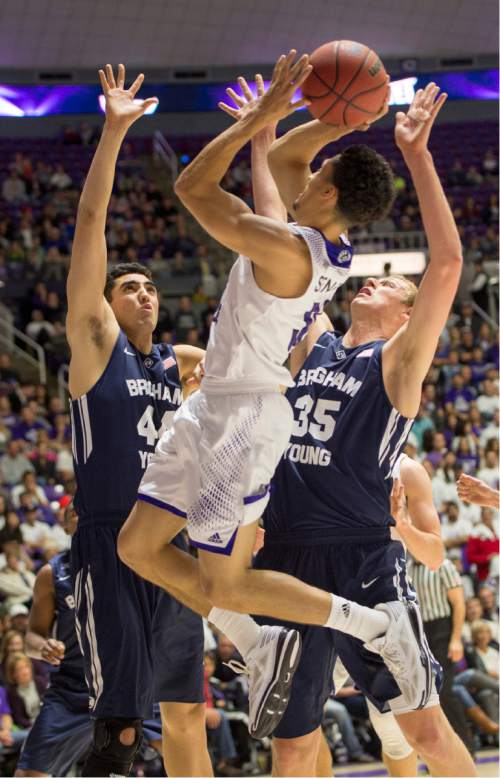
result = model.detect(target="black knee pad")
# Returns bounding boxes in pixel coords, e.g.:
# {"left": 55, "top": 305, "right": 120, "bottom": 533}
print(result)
{"left": 81, "top": 717, "right": 143, "bottom": 777}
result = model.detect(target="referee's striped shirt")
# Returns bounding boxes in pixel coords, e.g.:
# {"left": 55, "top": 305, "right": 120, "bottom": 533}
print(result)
{"left": 407, "top": 557, "right": 462, "bottom": 622}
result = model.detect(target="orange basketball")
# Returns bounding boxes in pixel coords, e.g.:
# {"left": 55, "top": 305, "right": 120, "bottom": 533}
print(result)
{"left": 302, "top": 40, "right": 389, "bottom": 127}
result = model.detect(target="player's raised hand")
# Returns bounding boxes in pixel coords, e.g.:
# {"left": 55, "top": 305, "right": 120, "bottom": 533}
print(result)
{"left": 225, "top": 51, "right": 311, "bottom": 126}
{"left": 390, "top": 478, "right": 411, "bottom": 531}
{"left": 219, "top": 74, "right": 268, "bottom": 122}
{"left": 395, "top": 82, "right": 447, "bottom": 156}
{"left": 98, "top": 64, "right": 158, "bottom": 130}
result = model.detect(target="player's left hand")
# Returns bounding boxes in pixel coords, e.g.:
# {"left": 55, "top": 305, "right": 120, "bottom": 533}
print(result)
{"left": 390, "top": 478, "right": 411, "bottom": 530}
{"left": 447, "top": 638, "right": 464, "bottom": 663}
{"left": 99, "top": 64, "right": 159, "bottom": 130}
{"left": 395, "top": 82, "right": 447, "bottom": 157}
{"left": 41, "top": 638, "right": 65, "bottom": 665}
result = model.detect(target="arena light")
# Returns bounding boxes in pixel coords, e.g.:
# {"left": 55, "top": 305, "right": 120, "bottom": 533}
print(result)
{"left": 350, "top": 251, "right": 426, "bottom": 277}
{"left": 98, "top": 94, "right": 158, "bottom": 115}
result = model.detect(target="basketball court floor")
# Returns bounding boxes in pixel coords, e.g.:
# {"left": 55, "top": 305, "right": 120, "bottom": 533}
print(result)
{"left": 333, "top": 747, "right": 499, "bottom": 777}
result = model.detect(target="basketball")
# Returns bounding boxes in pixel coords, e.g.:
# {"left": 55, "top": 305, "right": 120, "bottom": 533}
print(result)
{"left": 302, "top": 40, "right": 389, "bottom": 127}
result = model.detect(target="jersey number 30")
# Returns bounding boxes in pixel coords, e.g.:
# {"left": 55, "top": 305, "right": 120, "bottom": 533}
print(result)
{"left": 292, "top": 396, "right": 340, "bottom": 442}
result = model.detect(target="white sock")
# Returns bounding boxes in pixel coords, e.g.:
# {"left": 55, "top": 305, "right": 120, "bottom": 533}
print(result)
{"left": 325, "top": 594, "right": 390, "bottom": 642}
{"left": 208, "top": 607, "right": 261, "bottom": 660}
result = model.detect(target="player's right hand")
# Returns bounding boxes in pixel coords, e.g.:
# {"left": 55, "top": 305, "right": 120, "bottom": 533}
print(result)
{"left": 225, "top": 51, "right": 311, "bottom": 126}
{"left": 41, "top": 638, "right": 65, "bottom": 665}
{"left": 394, "top": 81, "right": 447, "bottom": 157}
{"left": 99, "top": 64, "right": 159, "bottom": 130}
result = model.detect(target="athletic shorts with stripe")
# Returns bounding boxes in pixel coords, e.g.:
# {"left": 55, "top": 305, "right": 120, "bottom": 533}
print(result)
{"left": 16, "top": 687, "right": 91, "bottom": 775}
{"left": 253, "top": 536, "right": 442, "bottom": 738}
{"left": 71, "top": 523, "right": 204, "bottom": 719}
{"left": 138, "top": 389, "right": 294, "bottom": 555}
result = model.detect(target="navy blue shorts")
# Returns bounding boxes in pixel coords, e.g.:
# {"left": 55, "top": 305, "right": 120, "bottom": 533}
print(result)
{"left": 71, "top": 523, "right": 204, "bottom": 719}
{"left": 17, "top": 688, "right": 91, "bottom": 775}
{"left": 253, "top": 537, "right": 440, "bottom": 738}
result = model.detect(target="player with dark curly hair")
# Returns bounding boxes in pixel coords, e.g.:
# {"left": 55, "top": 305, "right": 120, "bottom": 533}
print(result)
{"left": 120, "top": 52, "right": 426, "bottom": 742}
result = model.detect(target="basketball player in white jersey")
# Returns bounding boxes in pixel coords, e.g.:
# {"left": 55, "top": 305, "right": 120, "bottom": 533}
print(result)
{"left": 119, "top": 51, "right": 424, "bottom": 732}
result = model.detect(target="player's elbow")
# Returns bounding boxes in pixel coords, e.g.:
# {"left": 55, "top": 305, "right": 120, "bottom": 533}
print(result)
{"left": 117, "top": 525, "right": 147, "bottom": 573}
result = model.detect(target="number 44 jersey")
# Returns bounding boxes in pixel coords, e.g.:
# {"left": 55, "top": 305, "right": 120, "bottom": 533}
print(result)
{"left": 264, "top": 332, "right": 414, "bottom": 542}
{"left": 70, "top": 330, "right": 182, "bottom": 527}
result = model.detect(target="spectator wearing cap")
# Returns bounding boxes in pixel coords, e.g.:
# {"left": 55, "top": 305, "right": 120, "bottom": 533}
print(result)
{"left": 0, "top": 553, "right": 35, "bottom": 609}
{"left": 8, "top": 605, "right": 29, "bottom": 636}
{"left": 0, "top": 441, "right": 34, "bottom": 487}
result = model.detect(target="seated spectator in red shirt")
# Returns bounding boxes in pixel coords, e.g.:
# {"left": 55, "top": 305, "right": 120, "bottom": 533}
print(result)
{"left": 467, "top": 508, "right": 499, "bottom": 582}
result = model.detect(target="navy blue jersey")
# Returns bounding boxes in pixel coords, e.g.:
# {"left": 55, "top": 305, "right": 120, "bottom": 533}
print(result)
{"left": 48, "top": 551, "right": 88, "bottom": 707}
{"left": 70, "top": 330, "right": 182, "bottom": 526}
{"left": 264, "top": 332, "right": 413, "bottom": 542}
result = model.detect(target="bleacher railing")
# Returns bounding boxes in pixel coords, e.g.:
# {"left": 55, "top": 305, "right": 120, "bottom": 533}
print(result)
{"left": 57, "top": 363, "right": 69, "bottom": 406}
{"left": 153, "top": 131, "right": 178, "bottom": 182}
{"left": 0, "top": 302, "right": 47, "bottom": 385}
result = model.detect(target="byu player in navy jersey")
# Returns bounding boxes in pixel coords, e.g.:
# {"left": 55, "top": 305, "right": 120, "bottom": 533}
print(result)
{"left": 16, "top": 502, "right": 89, "bottom": 776}
{"left": 255, "top": 82, "right": 477, "bottom": 777}
{"left": 66, "top": 65, "right": 212, "bottom": 777}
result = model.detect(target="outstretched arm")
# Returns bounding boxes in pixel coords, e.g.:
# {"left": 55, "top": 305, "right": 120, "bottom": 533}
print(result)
{"left": 383, "top": 83, "right": 462, "bottom": 418}
{"left": 457, "top": 473, "right": 500, "bottom": 509}
{"left": 268, "top": 85, "right": 389, "bottom": 216}
{"left": 391, "top": 458, "right": 444, "bottom": 570}
{"left": 174, "top": 51, "right": 312, "bottom": 282}
{"left": 219, "top": 74, "right": 287, "bottom": 222}
{"left": 67, "top": 65, "right": 158, "bottom": 396}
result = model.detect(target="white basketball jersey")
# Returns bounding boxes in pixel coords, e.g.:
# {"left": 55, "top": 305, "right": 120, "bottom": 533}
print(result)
{"left": 202, "top": 223, "right": 353, "bottom": 393}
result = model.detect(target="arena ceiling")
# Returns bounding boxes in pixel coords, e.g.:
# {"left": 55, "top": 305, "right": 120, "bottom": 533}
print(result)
{"left": 0, "top": 0, "right": 497, "bottom": 70}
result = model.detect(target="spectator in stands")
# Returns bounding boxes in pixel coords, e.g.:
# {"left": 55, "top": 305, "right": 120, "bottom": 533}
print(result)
{"left": 1, "top": 171, "right": 26, "bottom": 204}
{"left": 481, "top": 148, "right": 498, "bottom": 178}
{"left": 0, "top": 441, "right": 34, "bottom": 487}
{"left": 4, "top": 653, "right": 44, "bottom": 733}
{"left": 476, "top": 381, "right": 498, "bottom": 422}
{"left": 0, "top": 355, "right": 20, "bottom": 386}
{"left": 49, "top": 164, "right": 72, "bottom": 191}
{"left": 478, "top": 585, "right": 498, "bottom": 622}
{"left": 175, "top": 296, "right": 198, "bottom": 341}
{"left": 0, "top": 512, "right": 23, "bottom": 549}
{"left": 467, "top": 508, "right": 499, "bottom": 583}
{"left": 0, "top": 551, "right": 35, "bottom": 609}
{"left": 465, "top": 165, "right": 483, "bottom": 187}
{"left": 19, "top": 506, "right": 50, "bottom": 555}
{"left": 203, "top": 651, "right": 243, "bottom": 777}
{"left": 447, "top": 159, "right": 467, "bottom": 187}
{"left": 442, "top": 501, "right": 472, "bottom": 561}
{"left": 29, "top": 441, "right": 57, "bottom": 482}
{"left": 323, "top": 684, "right": 375, "bottom": 764}
{"left": 8, "top": 605, "right": 29, "bottom": 636}
{"left": 453, "top": 621, "right": 499, "bottom": 737}
{"left": 25, "top": 309, "right": 56, "bottom": 347}
{"left": 0, "top": 682, "right": 27, "bottom": 758}
{"left": 10, "top": 407, "right": 47, "bottom": 446}
{"left": 10, "top": 471, "right": 48, "bottom": 509}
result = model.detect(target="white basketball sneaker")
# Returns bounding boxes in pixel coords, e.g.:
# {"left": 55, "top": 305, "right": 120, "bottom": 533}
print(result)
{"left": 364, "top": 600, "right": 434, "bottom": 710}
{"left": 226, "top": 625, "right": 301, "bottom": 739}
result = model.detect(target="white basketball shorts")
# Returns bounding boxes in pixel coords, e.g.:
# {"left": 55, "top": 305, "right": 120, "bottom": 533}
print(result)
{"left": 138, "top": 389, "right": 293, "bottom": 555}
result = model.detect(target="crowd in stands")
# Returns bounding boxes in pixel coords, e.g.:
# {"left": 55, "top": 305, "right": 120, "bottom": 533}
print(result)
{"left": 0, "top": 118, "right": 498, "bottom": 775}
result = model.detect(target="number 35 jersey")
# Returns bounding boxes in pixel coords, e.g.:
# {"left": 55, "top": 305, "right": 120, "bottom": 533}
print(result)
{"left": 202, "top": 224, "right": 352, "bottom": 394}
{"left": 264, "top": 332, "right": 414, "bottom": 542}
{"left": 70, "top": 330, "right": 182, "bottom": 527}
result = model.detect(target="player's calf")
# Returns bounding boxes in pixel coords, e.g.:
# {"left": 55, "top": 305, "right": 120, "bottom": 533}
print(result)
{"left": 81, "top": 718, "right": 142, "bottom": 777}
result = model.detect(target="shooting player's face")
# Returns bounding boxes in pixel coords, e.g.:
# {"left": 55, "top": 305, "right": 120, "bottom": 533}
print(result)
{"left": 293, "top": 158, "right": 337, "bottom": 220}
{"left": 109, "top": 273, "right": 159, "bottom": 333}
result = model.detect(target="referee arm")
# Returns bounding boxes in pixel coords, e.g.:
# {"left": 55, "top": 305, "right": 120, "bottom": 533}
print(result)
{"left": 446, "top": 581, "right": 466, "bottom": 662}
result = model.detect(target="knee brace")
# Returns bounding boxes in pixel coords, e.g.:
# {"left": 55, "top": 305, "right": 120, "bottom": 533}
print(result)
{"left": 81, "top": 717, "right": 143, "bottom": 777}
{"left": 367, "top": 701, "right": 413, "bottom": 761}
